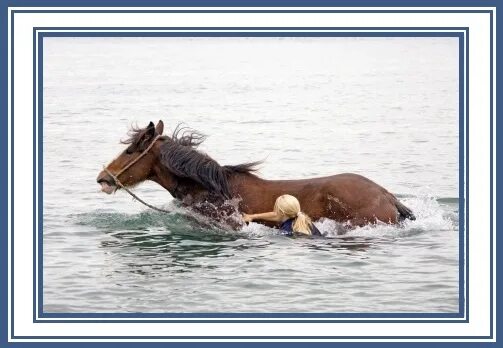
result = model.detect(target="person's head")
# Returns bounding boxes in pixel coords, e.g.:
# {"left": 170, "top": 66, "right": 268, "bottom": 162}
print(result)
{"left": 273, "top": 194, "right": 300, "bottom": 218}
{"left": 273, "top": 194, "right": 313, "bottom": 235}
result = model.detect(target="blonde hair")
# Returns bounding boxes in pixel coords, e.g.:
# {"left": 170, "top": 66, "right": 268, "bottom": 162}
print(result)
{"left": 273, "top": 194, "right": 314, "bottom": 235}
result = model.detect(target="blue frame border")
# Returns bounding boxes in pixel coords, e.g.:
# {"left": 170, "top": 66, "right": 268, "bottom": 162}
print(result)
{"left": 34, "top": 28, "right": 467, "bottom": 323}
{"left": 3, "top": 5, "right": 496, "bottom": 343}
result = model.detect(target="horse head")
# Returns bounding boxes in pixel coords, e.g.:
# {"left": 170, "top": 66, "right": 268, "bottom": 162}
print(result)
{"left": 97, "top": 120, "right": 260, "bottom": 209}
{"left": 96, "top": 120, "right": 169, "bottom": 194}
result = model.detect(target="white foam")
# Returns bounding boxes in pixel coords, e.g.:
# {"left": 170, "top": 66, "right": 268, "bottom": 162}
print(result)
{"left": 240, "top": 221, "right": 278, "bottom": 237}
{"left": 158, "top": 192, "right": 457, "bottom": 239}
{"left": 314, "top": 193, "right": 457, "bottom": 238}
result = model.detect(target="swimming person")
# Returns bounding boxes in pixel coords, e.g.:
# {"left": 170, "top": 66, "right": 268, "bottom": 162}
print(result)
{"left": 243, "top": 194, "right": 322, "bottom": 237}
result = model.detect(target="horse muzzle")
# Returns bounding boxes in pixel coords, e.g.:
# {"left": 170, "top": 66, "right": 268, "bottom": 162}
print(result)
{"left": 96, "top": 171, "right": 117, "bottom": 194}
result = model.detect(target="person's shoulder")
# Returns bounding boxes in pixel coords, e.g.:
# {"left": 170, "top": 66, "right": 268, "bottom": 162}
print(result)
{"left": 280, "top": 219, "right": 295, "bottom": 236}
{"left": 280, "top": 218, "right": 294, "bottom": 230}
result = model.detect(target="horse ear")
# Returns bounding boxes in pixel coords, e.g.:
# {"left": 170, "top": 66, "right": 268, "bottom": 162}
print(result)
{"left": 143, "top": 121, "right": 156, "bottom": 142}
{"left": 155, "top": 120, "right": 164, "bottom": 135}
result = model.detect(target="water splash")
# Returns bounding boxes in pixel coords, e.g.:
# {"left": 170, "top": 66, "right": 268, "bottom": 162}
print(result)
{"left": 239, "top": 221, "right": 281, "bottom": 238}
{"left": 72, "top": 193, "right": 458, "bottom": 243}
{"left": 190, "top": 197, "right": 244, "bottom": 230}
{"left": 316, "top": 193, "right": 457, "bottom": 239}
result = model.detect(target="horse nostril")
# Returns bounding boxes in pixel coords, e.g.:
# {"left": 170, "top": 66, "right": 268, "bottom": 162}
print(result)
{"left": 96, "top": 171, "right": 108, "bottom": 184}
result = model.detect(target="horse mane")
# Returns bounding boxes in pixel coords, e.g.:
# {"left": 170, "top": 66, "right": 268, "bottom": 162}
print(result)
{"left": 121, "top": 123, "right": 149, "bottom": 145}
{"left": 159, "top": 124, "right": 261, "bottom": 199}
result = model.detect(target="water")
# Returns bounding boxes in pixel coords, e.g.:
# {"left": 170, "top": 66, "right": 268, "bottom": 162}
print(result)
{"left": 43, "top": 37, "right": 460, "bottom": 313}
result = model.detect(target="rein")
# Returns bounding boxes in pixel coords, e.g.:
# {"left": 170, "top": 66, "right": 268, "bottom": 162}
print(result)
{"left": 103, "top": 134, "right": 171, "bottom": 214}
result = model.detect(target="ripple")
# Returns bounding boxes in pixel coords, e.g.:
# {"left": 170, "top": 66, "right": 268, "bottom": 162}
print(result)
{"left": 43, "top": 37, "right": 459, "bottom": 313}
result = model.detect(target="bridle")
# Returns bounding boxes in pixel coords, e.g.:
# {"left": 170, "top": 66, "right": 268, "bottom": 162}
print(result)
{"left": 102, "top": 134, "right": 171, "bottom": 213}
{"left": 105, "top": 134, "right": 162, "bottom": 182}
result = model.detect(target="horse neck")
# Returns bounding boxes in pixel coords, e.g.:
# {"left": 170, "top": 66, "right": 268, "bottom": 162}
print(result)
{"left": 148, "top": 141, "right": 180, "bottom": 197}
{"left": 150, "top": 153, "right": 208, "bottom": 200}
{"left": 149, "top": 144, "right": 267, "bottom": 202}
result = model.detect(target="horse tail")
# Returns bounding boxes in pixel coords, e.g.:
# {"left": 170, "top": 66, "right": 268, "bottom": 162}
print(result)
{"left": 395, "top": 200, "right": 416, "bottom": 221}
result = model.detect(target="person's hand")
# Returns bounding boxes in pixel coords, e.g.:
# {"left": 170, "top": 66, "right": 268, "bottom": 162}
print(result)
{"left": 242, "top": 214, "right": 253, "bottom": 223}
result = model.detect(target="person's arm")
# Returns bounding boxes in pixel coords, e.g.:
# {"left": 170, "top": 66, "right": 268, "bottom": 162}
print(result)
{"left": 243, "top": 211, "right": 282, "bottom": 223}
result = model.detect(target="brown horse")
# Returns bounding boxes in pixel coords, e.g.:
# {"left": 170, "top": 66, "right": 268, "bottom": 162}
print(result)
{"left": 96, "top": 120, "right": 415, "bottom": 229}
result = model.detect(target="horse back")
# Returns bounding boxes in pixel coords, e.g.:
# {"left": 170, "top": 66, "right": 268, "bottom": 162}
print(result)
{"left": 234, "top": 172, "right": 402, "bottom": 225}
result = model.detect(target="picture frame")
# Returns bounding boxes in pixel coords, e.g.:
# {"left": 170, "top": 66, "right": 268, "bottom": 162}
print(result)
{"left": 2, "top": 0, "right": 498, "bottom": 346}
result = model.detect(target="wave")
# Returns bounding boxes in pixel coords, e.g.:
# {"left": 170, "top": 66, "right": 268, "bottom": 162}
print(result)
{"left": 73, "top": 193, "right": 458, "bottom": 242}
{"left": 70, "top": 202, "right": 240, "bottom": 243}
{"left": 242, "top": 193, "right": 458, "bottom": 239}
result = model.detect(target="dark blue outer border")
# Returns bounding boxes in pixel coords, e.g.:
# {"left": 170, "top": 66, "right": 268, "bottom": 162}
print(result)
{"left": 0, "top": 0, "right": 501, "bottom": 7}
{"left": 1, "top": 1, "right": 7, "bottom": 347}
{"left": 496, "top": 1, "right": 501, "bottom": 347}
{"left": 1, "top": 1, "right": 499, "bottom": 347}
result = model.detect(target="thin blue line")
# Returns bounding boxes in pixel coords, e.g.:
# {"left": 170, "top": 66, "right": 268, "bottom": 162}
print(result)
{"left": 9, "top": 8, "right": 15, "bottom": 341}
{"left": 465, "top": 26, "right": 470, "bottom": 322}
{"left": 32, "top": 26, "right": 37, "bottom": 324}
{"left": 458, "top": 33, "right": 465, "bottom": 319}
{"left": 488, "top": 10, "right": 493, "bottom": 339}
{"left": 38, "top": 312, "right": 464, "bottom": 319}
{"left": 33, "top": 26, "right": 470, "bottom": 31}
{"left": 40, "top": 32, "right": 462, "bottom": 37}
{"left": 35, "top": 29, "right": 467, "bottom": 323}
{"left": 10, "top": 334, "right": 494, "bottom": 340}
{"left": 37, "top": 32, "right": 44, "bottom": 319}
{"left": 12, "top": 9, "right": 497, "bottom": 14}
{"left": 34, "top": 318, "right": 468, "bottom": 324}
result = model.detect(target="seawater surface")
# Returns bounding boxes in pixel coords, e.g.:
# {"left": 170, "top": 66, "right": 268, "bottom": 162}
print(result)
{"left": 43, "top": 37, "right": 460, "bottom": 313}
